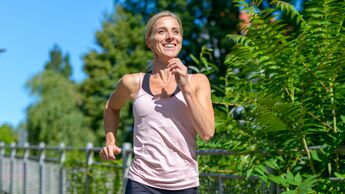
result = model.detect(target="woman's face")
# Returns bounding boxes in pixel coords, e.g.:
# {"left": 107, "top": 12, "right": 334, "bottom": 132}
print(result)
{"left": 147, "top": 16, "right": 182, "bottom": 60}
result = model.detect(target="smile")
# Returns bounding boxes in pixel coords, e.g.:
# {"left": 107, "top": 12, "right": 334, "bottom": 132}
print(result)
{"left": 163, "top": 44, "right": 175, "bottom": 48}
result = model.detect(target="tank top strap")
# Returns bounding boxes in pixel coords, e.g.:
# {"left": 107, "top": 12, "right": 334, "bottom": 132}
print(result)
{"left": 138, "top": 73, "right": 145, "bottom": 89}
{"left": 133, "top": 73, "right": 145, "bottom": 99}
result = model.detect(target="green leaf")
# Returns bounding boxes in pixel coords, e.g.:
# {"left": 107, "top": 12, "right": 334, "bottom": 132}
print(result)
{"left": 311, "top": 150, "right": 322, "bottom": 162}
{"left": 334, "top": 172, "right": 345, "bottom": 179}
{"left": 254, "top": 165, "right": 269, "bottom": 176}
{"left": 295, "top": 175, "right": 319, "bottom": 193}
{"left": 187, "top": 66, "right": 200, "bottom": 73}
{"left": 189, "top": 54, "right": 200, "bottom": 65}
{"left": 341, "top": 115, "right": 345, "bottom": 123}
{"left": 281, "top": 191, "right": 297, "bottom": 194}
{"left": 285, "top": 171, "right": 298, "bottom": 186}
{"left": 268, "top": 174, "right": 286, "bottom": 185}
{"left": 294, "top": 173, "right": 302, "bottom": 184}
{"left": 264, "top": 160, "right": 280, "bottom": 170}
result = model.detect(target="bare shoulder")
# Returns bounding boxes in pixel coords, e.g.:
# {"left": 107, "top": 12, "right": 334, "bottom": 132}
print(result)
{"left": 120, "top": 73, "right": 141, "bottom": 88}
{"left": 190, "top": 73, "right": 209, "bottom": 81}
{"left": 190, "top": 73, "right": 210, "bottom": 90}
{"left": 117, "top": 73, "right": 142, "bottom": 99}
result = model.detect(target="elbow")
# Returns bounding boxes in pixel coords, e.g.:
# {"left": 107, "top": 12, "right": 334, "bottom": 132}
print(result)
{"left": 201, "top": 129, "right": 215, "bottom": 142}
{"left": 202, "top": 135, "right": 213, "bottom": 142}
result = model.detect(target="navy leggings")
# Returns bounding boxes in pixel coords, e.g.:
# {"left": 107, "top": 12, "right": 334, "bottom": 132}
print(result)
{"left": 125, "top": 179, "right": 198, "bottom": 194}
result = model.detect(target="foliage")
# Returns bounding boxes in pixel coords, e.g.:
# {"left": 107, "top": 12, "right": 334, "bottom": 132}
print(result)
{"left": 249, "top": 159, "right": 319, "bottom": 193}
{"left": 195, "top": 0, "right": 345, "bottom": 192}
{"left": 0, "top": 123, "right": 17, "bottom": 144}
{"left": 20, "top": 0, "right": 345, "bottom": 192}
{"left": 44, "top": 44, "right": 72, "bottom": 78}
{"left": 26, "top": 46, "right": 93, "bottom": 146}
{"left": 64, "top": 151, "right": 123, "bottom": 194}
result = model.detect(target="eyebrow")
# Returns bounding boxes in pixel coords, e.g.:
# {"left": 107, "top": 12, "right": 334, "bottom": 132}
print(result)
{"left": 155, "top": 26, "right": 180, "bottom": 30}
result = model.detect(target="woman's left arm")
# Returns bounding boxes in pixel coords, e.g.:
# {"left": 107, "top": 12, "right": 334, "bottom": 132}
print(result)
{"left": 169, "top": 58, "right": 215, "bottom": 141}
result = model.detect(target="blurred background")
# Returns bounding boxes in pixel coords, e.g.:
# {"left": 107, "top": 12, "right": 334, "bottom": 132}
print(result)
{"left": 0, "top": 0, "right": 303, "bottom": 146}
{"left": 2, "top": 0, "right": 345, "bottom": 193}
{"left": 0, "top": 0, "right": 113, "bottom": 144}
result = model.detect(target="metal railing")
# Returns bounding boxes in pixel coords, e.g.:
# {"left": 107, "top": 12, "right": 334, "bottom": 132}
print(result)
{"left": 4, "top": 142, "right": 333, "bottom": 194}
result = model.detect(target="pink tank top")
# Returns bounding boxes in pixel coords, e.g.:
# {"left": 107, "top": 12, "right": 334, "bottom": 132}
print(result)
{"left": 127, "top": 73, "right": 199, "bottom": 190}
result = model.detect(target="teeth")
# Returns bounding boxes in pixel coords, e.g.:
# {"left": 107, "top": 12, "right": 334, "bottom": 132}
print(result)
{"left": 164, "top": 44, "right": 174, "bottom": 48}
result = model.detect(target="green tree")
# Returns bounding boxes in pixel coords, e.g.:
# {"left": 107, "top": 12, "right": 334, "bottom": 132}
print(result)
{"left": 45, "top": 44, "right": 72, "bottom": 78}
{"left": 0, "top": 123, "right": 17, "bottom": 144}
{"left": 196, "top": 0, "right": 345, "bottom": 192}
{"left": 26, "top": 45, "right": 93, "bottom": 146}
{"left": 80, "top": 7, "right": 152, "bottom": 145}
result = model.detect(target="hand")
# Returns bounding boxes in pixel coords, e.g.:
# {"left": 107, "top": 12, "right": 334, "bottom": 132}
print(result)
{"left": 99, "top": 145, "right": 122, "bottom": 160}
{"left": 167, "top": 58, "right": 189, "bottom": 88}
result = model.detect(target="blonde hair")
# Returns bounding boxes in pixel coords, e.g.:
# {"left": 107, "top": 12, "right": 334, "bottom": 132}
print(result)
{"left": 144, "top": 11, "right": 183, "bottom": 42}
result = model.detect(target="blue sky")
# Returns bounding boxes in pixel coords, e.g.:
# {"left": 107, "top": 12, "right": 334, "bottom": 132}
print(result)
{"left": 0, "top": 1, "right": 113, "bottom": 127}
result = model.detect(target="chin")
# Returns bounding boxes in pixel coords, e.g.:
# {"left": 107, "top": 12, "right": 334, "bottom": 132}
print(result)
{"left": 165, "top": 51, "right": 179, "bottom": 57}
{"left": 167, "top": 53, "right": 178, "bottom": 57}
{"left": 154, "top": 51, "right": 179, "bottom": 60}
{"left": 164, "top": 55, "right": 178, "bottom": 60}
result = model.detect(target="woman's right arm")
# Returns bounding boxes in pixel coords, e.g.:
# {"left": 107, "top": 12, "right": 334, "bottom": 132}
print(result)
{"left": 99, "top": 73, "right": 140, "bottom": 160}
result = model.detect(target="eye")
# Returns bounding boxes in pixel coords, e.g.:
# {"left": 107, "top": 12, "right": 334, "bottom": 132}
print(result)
{"left": 158, "top": 30, "right": 165, "bottom": 34}
{"left": 173, "top": 30, "right": 180, "bottom": 35}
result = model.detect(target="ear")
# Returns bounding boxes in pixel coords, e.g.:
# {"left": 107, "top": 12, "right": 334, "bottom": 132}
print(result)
{"left": 146, "top": 38, "right": 151, "bottom": 49}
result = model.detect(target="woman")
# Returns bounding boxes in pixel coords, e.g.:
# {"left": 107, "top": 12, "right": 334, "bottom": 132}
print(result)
{"left": 99, "top": 11, "right": 215, "bottom": 194}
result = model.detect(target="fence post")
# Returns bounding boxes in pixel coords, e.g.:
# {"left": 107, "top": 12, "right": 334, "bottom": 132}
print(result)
{"left": 85, "top": 143, "right": 93, "bottom": 194}
{"left": 122, "top": 142, "right": 132, "bottom": 193}
{"left": 0, "top": 142, "right": 4, "bottom": 192}
{"left": 218, "top": 176, "right": 224, "bottom": 194}
{"left": 10, "top": 142, "right": 16, "bottom": 194}
{"left": 58, "top": 143, "right": 65, "bottom": 194}
{"left": 39, "top": 142, "right": 46, "bottom": 194}
{"left": 23, "top": 142, "right": 30, "bottom": 194}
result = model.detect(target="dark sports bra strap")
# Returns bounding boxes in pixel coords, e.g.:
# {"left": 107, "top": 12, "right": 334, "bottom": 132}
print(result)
{"left": 171, "top": 85, "right": 180, "bottom": 97}
{"left": 142, "top": 73, "right": 153, "bottom": 95}
{"left": 143, "top": 73, "right": 181, "bottom": 97}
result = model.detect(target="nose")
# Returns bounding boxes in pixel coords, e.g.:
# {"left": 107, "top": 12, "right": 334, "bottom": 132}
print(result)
{"left": 166, "top": 31, "right": 174, "bottom": 40}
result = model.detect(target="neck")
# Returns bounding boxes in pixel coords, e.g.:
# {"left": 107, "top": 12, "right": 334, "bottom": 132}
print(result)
{"left": 152, "top": 58, "right": 173, "bottom": 82}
